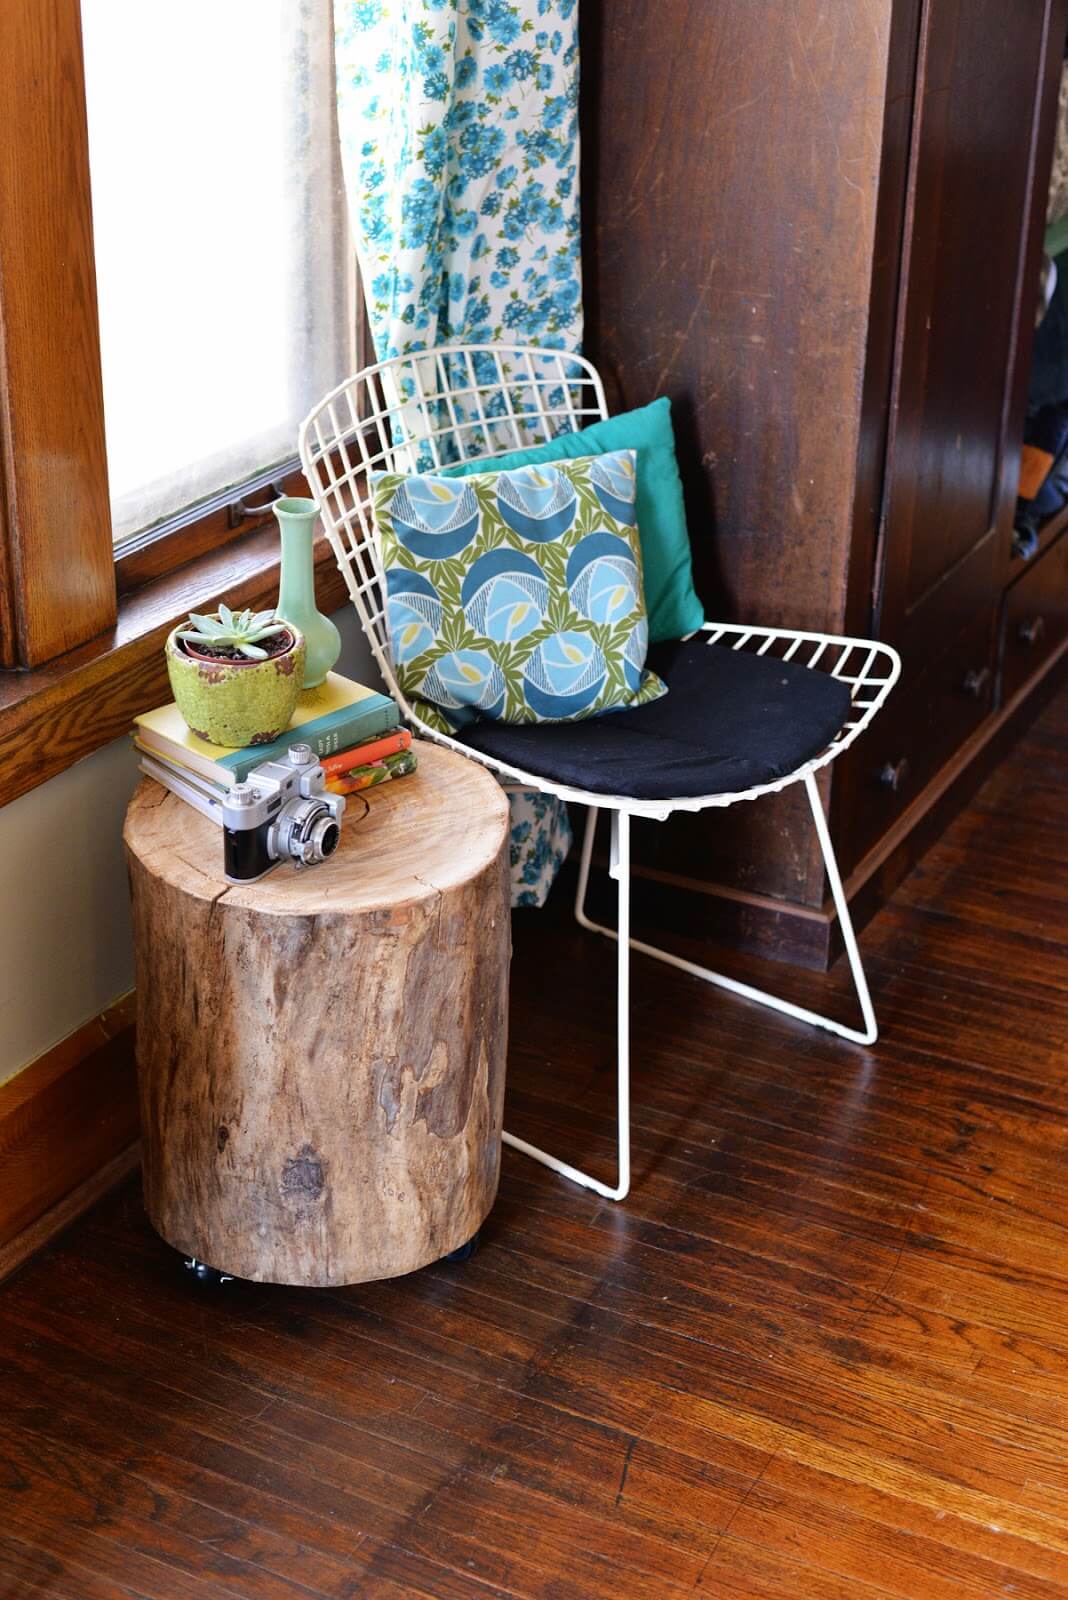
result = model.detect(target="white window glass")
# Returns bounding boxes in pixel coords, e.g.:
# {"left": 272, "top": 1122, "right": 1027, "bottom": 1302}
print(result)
{"left": 80, "top": 0, "right": 355, "bottom": 545}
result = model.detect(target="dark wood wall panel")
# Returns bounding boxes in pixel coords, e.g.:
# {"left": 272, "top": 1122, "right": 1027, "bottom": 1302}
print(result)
{"left": 581, "top": 0, "right": 897, "bottom": 909}
{"left": 582, "top": 0, "right": 895, "bottom": 634}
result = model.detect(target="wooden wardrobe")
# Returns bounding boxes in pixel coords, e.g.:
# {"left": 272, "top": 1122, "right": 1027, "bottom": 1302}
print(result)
{"left": 581, "top": 0, "right": 1068, "bottom": 967}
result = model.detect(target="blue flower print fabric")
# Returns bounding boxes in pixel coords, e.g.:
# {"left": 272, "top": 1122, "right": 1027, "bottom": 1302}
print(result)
{"left": 335, "top": 0, "right": 582, "bottom": 362}
{"left": 372, "top": 451, "right": 667, "bottom": 732}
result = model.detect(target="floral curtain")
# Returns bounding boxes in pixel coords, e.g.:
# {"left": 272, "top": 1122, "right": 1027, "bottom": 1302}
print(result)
{"left": 335, "top": 0, "right": 582, "bottom": 907}
{"left": 335, "top": 0, "right": 581, "bottom": 361}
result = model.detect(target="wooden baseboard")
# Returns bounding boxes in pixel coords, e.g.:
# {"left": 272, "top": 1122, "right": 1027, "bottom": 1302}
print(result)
{"left": 577, "top": 862, "right": 835, "bottom": 971}
{"left": 835, "top": 637, "right": 1068, "bottom": 957}
{"left": 0, "top": 995, "right": 140, "bottom": 1278}
{"left": 0, "top": 1143, "right": 140, "bottom": 1284}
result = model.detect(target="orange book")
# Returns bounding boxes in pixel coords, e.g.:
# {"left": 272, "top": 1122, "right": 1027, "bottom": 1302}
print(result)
{"left": 1019, "top": 443, "right": 1054, "bottom": 501}
{"left": 320, "top": 727, "right": 412, "bottom": 776}
{"left": 325, "top": 748, "right": 417, "bottom": 795}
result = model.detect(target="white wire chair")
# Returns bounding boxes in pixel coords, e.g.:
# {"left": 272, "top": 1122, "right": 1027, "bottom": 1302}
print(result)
{"left": 298, "top": 343, "right": 901, "bottom": 1203}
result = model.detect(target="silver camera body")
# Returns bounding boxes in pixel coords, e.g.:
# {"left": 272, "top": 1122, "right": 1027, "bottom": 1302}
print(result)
{"left": 139, "top": 742, "right": 346, "bottom": 885}
{"left": 221, "top": 744, "right": 346, "bottom": 883}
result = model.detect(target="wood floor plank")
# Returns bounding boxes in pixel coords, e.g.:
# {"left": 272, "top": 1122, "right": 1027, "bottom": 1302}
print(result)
{"left": 3, "top": 689, "right": 1068, "bottom": 1596}
{"left": 0, "top": 1419, "right": 357, "bottom": 1600}
{"left": 0, "top": 1531, "right": 152, "bottom": 1600}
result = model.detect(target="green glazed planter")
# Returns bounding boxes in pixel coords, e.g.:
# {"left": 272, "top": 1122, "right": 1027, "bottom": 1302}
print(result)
{"left": 273, "top": 496, "right": 342, "bottom": 688}
{"left": 165, "top": 623, "right": 306, "bottom": 747}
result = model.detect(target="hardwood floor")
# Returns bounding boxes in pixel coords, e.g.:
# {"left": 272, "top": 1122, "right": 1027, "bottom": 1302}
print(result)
{"left": 1, "top": 691, "right": 1067, "bottom": 1599}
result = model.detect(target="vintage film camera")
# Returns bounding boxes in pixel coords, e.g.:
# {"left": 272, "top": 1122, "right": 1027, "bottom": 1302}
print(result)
{"left": 139, "top": 742, "right": 346, "bottom": 885}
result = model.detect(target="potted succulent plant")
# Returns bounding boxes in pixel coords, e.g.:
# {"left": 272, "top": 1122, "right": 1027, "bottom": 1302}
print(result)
{"left": 165, "top": 604, "right": 306, "bottom": 747}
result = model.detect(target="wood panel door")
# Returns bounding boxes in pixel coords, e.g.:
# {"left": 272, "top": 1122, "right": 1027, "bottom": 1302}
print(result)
{"left": 876, "top": 0, "right": 1058, "bottom": 663}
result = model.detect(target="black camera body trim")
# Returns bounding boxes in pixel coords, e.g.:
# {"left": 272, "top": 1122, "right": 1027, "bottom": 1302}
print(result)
{"left": 223, "top": 823, "right": 277, "bottom": 885}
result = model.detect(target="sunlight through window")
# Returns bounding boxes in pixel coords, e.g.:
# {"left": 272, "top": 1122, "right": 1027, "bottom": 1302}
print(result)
{"left": 81, "top": 0, "right": 355, "bottom": 545}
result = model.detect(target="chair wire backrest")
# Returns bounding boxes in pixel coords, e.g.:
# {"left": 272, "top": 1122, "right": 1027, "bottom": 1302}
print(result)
{"left": 298, "top": 343, "right": 609, "bottom": 707}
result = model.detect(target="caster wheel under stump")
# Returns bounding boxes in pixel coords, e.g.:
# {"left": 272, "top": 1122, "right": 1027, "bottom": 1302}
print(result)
{"left": 183, "top": 1256, "right": 235, "bottom": 1286}
{"left": 443, "top": 1231, "right": 480, "bottom": 1264}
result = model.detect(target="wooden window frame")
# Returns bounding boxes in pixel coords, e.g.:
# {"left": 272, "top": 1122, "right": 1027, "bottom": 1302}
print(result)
{"left": 113, "top": 460, "right": 312, "bottom": 598}
{"left": 0, "top": 1, "right": 363, "bottom": 805}
{"left": 0, "top": 0, "right": 115, "bottom": 671}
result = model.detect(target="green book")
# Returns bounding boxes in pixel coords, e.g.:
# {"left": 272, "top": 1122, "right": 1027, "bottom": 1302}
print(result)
{"left": 134, "top": 672, "right": 399, "bottom": 785}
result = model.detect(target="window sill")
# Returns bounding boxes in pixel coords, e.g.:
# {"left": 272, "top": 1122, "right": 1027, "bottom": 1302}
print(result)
{"left": 0, "top": 526, "right": 349, "bottom": 809}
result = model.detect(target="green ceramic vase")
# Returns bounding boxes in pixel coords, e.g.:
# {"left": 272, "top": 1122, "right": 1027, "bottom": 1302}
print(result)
{"left": 273, "top": 496, "right": 342, "bottom": 688}
{"left": 165, "top": 624, "right": 306, "bottom": 747}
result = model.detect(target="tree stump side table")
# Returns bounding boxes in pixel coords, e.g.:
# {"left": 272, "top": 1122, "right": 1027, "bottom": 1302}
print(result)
{"left": 123, "top": 742, "right": 511, "bottom": 1286}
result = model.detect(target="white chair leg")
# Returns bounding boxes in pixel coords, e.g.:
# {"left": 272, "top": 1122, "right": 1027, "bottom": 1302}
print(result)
{"left": 575, "top": 775, "right": 878, "bottom": 1046}
{"left": 503, "top": 807, "right": 631, "bottom": 1201}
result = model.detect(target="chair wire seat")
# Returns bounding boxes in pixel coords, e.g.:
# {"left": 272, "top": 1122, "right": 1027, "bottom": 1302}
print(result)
{"left": 299, "top": 343, "right": 901, "bottom": 1202}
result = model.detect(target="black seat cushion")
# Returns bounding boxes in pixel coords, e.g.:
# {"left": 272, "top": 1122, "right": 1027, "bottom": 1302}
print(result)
{"left": 455, "top": 636, "right": 853, "bottom": 800}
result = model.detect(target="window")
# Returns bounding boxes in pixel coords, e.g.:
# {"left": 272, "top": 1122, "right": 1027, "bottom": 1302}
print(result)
{"left": 0, "top": 0, "right": 354, "bottom": 787}
{"left": 80, "top": 0, "right": 356, "bottom": 548}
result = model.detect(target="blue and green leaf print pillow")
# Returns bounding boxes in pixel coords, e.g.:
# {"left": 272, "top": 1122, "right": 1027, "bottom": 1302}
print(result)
{"left": 372, "top": 450, "right": 668, "bottom": 732}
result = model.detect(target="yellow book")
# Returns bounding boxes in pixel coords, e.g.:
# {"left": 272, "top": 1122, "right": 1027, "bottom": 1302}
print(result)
{"left": 133, "top": 672, "right": 399, "bottom": 784}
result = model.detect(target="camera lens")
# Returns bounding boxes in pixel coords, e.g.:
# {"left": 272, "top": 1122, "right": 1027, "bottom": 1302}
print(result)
{"left": 309, "top": 815, "right": 340, "bottom": 862}
{"left": 272, "top": 798, "right": 342, "bottom": 868}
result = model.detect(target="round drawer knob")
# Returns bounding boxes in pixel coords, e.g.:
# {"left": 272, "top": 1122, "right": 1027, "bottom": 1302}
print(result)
{"left": 879, "top": 758, "right": 910, "bottom": 793}
{"left": 962, "top": 666, "right": 991, "bottom": 698}
{"left": 1018, "top": 616, "right": 1046, "bottom": 646}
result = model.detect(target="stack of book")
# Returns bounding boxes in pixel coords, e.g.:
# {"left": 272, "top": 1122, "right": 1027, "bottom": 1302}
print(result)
{"left": 133, "top": 672, "right": 418, "bottom": 797}
{"left": 320, "top": 728, "right": 416, "bottom": 794}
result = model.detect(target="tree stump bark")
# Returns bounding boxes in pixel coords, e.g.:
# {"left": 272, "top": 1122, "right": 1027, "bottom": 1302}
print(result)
{"left": 123, "top": 743, "right": 511, "bottom": 1286}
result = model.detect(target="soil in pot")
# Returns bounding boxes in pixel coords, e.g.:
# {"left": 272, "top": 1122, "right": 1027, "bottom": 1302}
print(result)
{"left": 178, "top": 628, "right": 297, "bottom": 666}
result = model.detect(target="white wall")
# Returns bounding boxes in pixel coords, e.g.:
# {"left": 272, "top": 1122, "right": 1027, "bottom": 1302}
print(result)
{"left": 0, "top": 733, "right": 140, "bottom": 1084}
{"left": 0, "top": 607, "right": 376, "bottom": 1087}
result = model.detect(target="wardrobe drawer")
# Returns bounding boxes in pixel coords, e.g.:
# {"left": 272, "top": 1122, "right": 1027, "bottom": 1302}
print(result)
{"left": 1001, "top": 532, "right": 1068, "bottom": 703}
{"left": 838, "top": 611, "right": 995, "bottom": 870}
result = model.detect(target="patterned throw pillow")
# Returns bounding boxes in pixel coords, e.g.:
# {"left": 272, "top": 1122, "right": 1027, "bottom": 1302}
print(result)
{"left": 372, "top": 450, "right": 667, "bottom": 731}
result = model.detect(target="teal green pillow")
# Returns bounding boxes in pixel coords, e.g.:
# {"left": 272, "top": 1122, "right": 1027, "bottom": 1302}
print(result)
{"left": 372, "top": 450, "right": 667, "bottom": 732}
{"left": 442, "top": 397, "right": 703, "bottom": 644}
